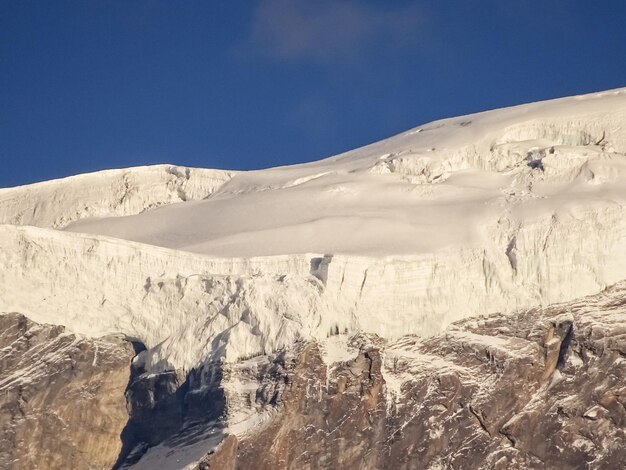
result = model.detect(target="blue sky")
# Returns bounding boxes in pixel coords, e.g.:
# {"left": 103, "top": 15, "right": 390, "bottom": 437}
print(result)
{"left": 1, "top": 1, "right": 625, "bottom": 187}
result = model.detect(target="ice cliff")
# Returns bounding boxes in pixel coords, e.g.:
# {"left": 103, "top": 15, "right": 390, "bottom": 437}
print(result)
{"left": 1, "top": 88, "right": 626, "bottom": 373}
{"left": 0, "top": 164, "right": 235, "bottom": 228}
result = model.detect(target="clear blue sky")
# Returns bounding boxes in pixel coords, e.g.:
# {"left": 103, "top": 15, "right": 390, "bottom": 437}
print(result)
{"left": 1, "top": 1, "right": 625, "bottom": 187}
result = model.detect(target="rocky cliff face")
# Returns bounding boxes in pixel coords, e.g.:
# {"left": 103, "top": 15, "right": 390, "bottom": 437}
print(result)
{"left": 2, "top": 283, "right": 625, "bottom": 469}
{"left": 195, "top": 283, "right": 626, "bottom": 470}
{"left": 0, "top": 313, "right": 135, "bottom": 469}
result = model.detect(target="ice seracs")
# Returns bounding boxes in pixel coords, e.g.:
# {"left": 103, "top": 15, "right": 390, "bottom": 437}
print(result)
{"left": 0, "top": 164, "right": 235, "bottom": 229}
{"left": 0, "top": 87, "right": 625, "bottom": 374}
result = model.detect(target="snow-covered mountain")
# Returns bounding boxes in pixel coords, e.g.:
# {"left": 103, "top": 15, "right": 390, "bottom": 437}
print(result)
{"left": 1, "top": 88, "right": 625, "bottom": 469}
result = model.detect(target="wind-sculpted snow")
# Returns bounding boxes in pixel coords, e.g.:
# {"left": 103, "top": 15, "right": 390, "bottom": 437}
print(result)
{"left": 0, "top": 164, "right": 235, "bottom": 228}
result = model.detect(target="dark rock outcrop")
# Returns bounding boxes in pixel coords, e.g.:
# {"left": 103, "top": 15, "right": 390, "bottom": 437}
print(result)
{"left": 116, "top": 361, "right": 227, "bottom": 467}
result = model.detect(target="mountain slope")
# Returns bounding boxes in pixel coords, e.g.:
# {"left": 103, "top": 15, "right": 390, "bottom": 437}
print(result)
{"left": 65, "top": 88, "right": 626, "bottom": 258}
{"left": 1, "top": 88, "right": 625, "bottom": 468}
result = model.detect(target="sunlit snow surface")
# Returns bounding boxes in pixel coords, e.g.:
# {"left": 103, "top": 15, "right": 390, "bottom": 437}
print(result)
{"left": 1, "top": 88, "right": 626, "bottom": 371}
{"left": 66, "top": 88, "right": 626, "bottom": 257}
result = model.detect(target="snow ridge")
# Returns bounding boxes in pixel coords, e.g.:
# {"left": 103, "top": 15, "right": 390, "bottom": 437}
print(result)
{"left": 0, "top": 164, "right": 235, "bottom": 228}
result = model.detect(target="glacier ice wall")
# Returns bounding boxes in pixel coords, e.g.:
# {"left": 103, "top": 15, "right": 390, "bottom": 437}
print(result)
{"left": 1, "top": 88, "right": 626, "bottom": 372}
{"left": 1, "top": 197, "right": 624, "bottom": 372}
{"left": 0, "top": 164, "right": 235, "bottom": 228}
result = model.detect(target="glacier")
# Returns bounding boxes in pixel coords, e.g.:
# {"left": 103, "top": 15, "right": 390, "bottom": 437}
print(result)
{"left": 1, "top": 87, "right": 626, "bottom": 376}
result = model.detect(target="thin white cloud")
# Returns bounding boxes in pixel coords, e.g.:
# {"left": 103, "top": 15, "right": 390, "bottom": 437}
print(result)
{"left": 244, "top": 0, "right": 424, "bottom": 63}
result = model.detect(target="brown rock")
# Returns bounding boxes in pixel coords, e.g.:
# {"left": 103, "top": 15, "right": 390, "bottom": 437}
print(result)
{"left": 0, "top": 312, "right": 134, "bottom": 470}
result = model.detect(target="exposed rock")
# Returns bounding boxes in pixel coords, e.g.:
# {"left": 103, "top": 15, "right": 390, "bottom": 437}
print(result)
{"left": 195, "top": 283, "right": 626, "bottom": 470}
{"left": 2, "top": 283, "right": 625, "bottom": 469}
{"left": 0, "top": 312, "right": 134, "bottom": 470}
{"left": 196, "top": 435, "right": 238, "bottom": 470}
{"left": 235, "top": 341, "right": 387, "bottom": 469}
